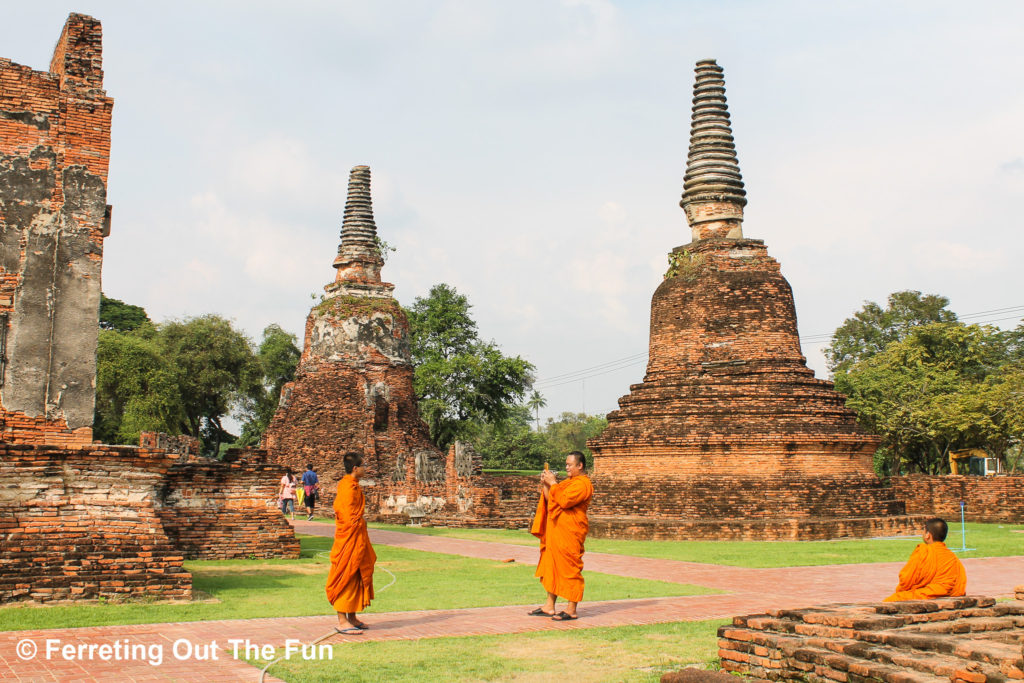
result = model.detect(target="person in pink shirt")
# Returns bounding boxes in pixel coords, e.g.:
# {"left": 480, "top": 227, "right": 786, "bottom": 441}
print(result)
{"left": 278, "top": 469, "right": 297, "bottom": 520}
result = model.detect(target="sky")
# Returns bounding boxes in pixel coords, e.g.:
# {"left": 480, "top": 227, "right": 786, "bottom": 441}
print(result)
{"left": 3, "top": 1, "right": 1023, "bottom": 424}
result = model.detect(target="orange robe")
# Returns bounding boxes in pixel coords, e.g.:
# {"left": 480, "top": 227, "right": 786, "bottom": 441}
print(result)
{"left": 532, "top": 475, "right": 593, "bottom": 603}
{"left": 884, "top": 541, "right": 967, "bottom": 602}
{"left": 325, "top": 475, "right": 376, "bottom": 613}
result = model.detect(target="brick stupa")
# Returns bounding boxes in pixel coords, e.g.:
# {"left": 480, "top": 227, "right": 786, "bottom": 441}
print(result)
{"left": 263, "top": 167, "right": 488, "bottom": 518}
{"left": 586, "top": 60, "right": 922, "bottom": 540}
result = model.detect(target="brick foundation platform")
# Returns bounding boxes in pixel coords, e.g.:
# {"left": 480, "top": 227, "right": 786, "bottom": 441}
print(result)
{"left": 157, "top": 447, "right": 300, "bottom": 560}
{"left": 719, "top": 594, "right": 1024, "bottom": 681}
{"left": 0, "top": 443, "right": 192, "bottom": 604}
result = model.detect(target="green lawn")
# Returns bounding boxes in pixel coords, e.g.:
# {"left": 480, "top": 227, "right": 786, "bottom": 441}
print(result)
{"left": 367, "top": 522, "right": 1024, "bottom": 568}
{"left": 0, "top": 535, "right": 714, "bottom": 631}
{"left": 257, "top": 619, "right": 727, "bottom": 683}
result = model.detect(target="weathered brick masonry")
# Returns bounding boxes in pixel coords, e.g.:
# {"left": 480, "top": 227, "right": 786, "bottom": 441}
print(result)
{"left": 0, "top": 14, "right": 112, "bottom": 447}
{"left": 587, "top": 60, "right": 922, "bottom": 540}
{"left": 892, "top": 475, "right": 1024, "bottom": 524}
{"left": 0, "top": 443, "right": 192, "bottom": 604}
{"left": 0, "top": 16, "right": 300, "bottom": 603}
{"left": 157, "top": 447, "right": 300, "bottom": 560}
{"left": 264, "top": 167, "right": 507, "bottom": 523}
{"left": 718, "top": 595, "right": 1024, "bottom": 681}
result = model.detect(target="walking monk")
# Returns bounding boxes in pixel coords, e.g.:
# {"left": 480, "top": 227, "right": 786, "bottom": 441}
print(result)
{"left": 884, "top": 517, "right": 967, "bottom": 602}
{"left": 326, "top": 452, "right": 377, "bottom": 631}
{"left": 529, "top": 450, "right": 594, "bottom": 621}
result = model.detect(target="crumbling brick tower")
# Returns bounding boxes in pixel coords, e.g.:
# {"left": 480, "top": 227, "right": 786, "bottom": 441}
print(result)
{"left": 0, "top": 13, "right": 112, "bottom": 446}
{"left": 264, "top": 167, "right": 485, "bottom": 518}
{"left": 586, "top": 60, "right": 922, "bottom": 540}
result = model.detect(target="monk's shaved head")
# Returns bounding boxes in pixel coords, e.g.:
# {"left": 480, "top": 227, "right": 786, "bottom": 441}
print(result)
{"left": 925, "top": 517, "right": 948, "bottom": 542}
{"left": 568, "top": 451, "right": 586, "bottom": 469}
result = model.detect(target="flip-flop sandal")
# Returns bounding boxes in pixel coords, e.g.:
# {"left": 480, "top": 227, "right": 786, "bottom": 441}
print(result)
{"left": 353, "top": 623, "right": 369, "bottom": 630}
{"left": 551, "top": 611, "right": 578, "bottom": 621}
{"left": 334, "top": 627, "right": 365, "bottom": 635}
{"left": 527, "top": 607, "right": 555, "bottom": 616}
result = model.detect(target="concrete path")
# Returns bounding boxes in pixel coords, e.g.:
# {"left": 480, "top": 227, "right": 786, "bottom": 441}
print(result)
{"left": 2, "top": 522, "right": 1021, "bottom": 682}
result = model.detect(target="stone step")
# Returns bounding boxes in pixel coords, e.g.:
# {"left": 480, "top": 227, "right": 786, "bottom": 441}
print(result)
{"left": 786, "top": 643, "right": 952, "bottom": 683}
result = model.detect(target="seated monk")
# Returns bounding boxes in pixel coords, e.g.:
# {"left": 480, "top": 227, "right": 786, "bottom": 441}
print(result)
{"left": 884, "top": 517, "right": 967, "bottom": 602}
{"left": 325, "top": 452, "right": 377, "bottom": 631}
{"left": 528, "top": 450, "right": 594, "bottom": 621}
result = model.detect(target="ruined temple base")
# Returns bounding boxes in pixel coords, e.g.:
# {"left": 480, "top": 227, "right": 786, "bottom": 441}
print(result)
{"left": 719, "top": 594, "right": 1024, "bottom": 682}
{"left": 587, "top": 474, "right": 924, "bottom": 541}
{"left": 590, "top": 514, "right": 926, "bottom": 541}
{"left": 0, "top": 444, "right": 192, "bottom": 604}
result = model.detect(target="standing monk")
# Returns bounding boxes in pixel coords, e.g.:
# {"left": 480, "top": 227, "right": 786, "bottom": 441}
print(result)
{"left": 884, "top": 517, "right": 967, "bottom": 602}
{"left": 326, "top": 452, "right": 377, "bottom": 631}
{"left": 529, "top": 450, "right": 594, "bottom": 621}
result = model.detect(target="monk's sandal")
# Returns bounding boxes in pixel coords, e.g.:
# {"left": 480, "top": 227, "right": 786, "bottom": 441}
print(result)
{"left": 551, "top": 611, "right": 578, "bottom": 621}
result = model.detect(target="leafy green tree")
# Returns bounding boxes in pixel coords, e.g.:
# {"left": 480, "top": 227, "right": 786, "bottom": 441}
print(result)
{"left": 406, "top": 284, "right": 535, "bottom": 447}
{"left": 157, "top": 315, "right": 263, "bottom": 456}
{"left": 236, "top": 324, "right": 302, "bottom": 446}
{"left": 543, "top": 412, "right": 608, "bottom": 462}
{"left": 835, "top": 322, "right": 1021, "bottom": 475}
{"left": 94, "top": 326, "right": 183, "bottom": 444}
{"left": 473, "top": 405, "right": 552, "bottom": 470}
{"left": 825, "top": 290, "right": 957, "bottom": 374}
{"left": 99, "top": 293, "right": 150, "bottom": 332}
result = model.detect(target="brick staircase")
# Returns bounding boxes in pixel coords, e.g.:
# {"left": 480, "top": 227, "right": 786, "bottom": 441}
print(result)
{"left": 719, "top": 591, "right": 1024, "bottom": 682}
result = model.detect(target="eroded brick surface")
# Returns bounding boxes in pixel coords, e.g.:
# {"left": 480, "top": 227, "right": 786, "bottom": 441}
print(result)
{"left": 0, "top": 13, "right": 113, "bottom": 445}
{"left": 719, "top": 597, "right": 1024, "bottom": 682}
{"left": 892, "top": 476, "right": 1024, "bottom": 524}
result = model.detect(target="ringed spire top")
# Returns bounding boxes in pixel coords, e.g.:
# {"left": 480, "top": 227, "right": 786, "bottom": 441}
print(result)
{"left": 680, "top": 59, "right": 747, "bottom": 241}
{"left": 333, "top": 165, "right": 385, "bottom": 287}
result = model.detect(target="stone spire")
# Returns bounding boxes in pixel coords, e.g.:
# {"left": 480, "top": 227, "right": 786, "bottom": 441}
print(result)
{"left": 333, "top": 165, "right": 384, "bottom": 287}
{"left": 680, "top": 59, "right": 746, "bottom": 241}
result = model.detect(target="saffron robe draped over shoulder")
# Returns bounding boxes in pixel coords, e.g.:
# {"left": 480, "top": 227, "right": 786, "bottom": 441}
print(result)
{"left": 532, "top": 474, "right": 594, "bottom": 603}
{"left": 326, "top": 475, "right": 376, "bottom": 613}
{"left": 884, "top": 541, "right": 966, "bottom": 602}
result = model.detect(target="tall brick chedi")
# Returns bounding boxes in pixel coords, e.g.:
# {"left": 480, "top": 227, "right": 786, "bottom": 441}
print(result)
{"left": 587, "top": 60, "right": 920, "bottom": 540}
{"left": 264, "top": 167, "right": 470, "bottom": 517}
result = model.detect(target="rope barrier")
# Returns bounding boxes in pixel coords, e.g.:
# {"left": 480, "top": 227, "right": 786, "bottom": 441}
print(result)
{"left": 257, "top": 565, "right": 397, "bottom": 682}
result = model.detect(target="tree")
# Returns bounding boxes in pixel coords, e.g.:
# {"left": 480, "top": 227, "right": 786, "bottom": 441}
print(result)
{"left": 527, "top": 390, "right": 547, "bottom": 432}
{"left": 544, "top": 412, "right": 608, "bottom": 461}
{"left": 825, "top": 290, "right": 957, "bottom": 375}
{"left": 473, "top": 405, "right": 553, "bottom": 471}
{"left": 406, "top": 284, "right": 535, "bottom": 447}
{"left": 94, "top": 326, "right": 183, "bottom": 444}
{"left": 157, "top": 315, "right": 263, "bottom": 456}
{"left": 99, "top": 293, "right": 150, "bottom": 332}
{"left": 236, "top": 324, "right": 302, "bottom": 446}
{"left": 835, "top": 322, "right": 1022, "bottom": 475}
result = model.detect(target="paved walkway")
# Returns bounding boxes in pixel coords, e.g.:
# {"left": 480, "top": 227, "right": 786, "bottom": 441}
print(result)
{"left": 2, "top": 522, "right": 1021, "bottom": 682}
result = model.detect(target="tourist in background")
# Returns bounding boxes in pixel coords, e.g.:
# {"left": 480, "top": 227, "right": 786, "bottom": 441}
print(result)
{"left": 528, "top": 450, "right": 593, "bottom": 621}
{"left": 301, "top": 463, "right": 320, "bottom": 521}
{"left": 326, "top": 452, "right": 376, "bottom": 632}
{"left": 278, "top": 468, "right": 297, "bottom": 520}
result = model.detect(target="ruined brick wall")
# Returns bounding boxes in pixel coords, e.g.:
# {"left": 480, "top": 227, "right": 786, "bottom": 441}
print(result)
{"left": 891, "top": 475, "right": 1024, "bottom": 523}
{"left": 0, "top": 14, "right": 113, "bottom": 446}
{"left": 718, "top": 597, "right": 1024, "bottom": 680}
{"left": 157, "top": 448, "right": 300, "bottom": 560}
{"left": 0, "top": 443, "right": 191, "bottom": 604}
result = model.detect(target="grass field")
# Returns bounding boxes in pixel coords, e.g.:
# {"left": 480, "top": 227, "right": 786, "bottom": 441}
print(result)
{"left": 255, "top": 619, "right": 727, "bottom": 683}
{"left": 366, "top": 521, "right": 1024, "bottom": 567}
{"left": 0, "top": 535, "right": 714, "bottom": 632}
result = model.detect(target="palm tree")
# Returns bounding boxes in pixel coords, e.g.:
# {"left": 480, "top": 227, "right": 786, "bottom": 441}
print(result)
{"left": 527, "top": 390, "right": 547, "bottom": 433}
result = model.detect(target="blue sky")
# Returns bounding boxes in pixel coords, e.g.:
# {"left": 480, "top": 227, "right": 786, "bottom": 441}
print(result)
{"left": 4, "top": 1, "right": 1022, "bottom": 423}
